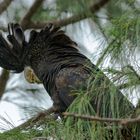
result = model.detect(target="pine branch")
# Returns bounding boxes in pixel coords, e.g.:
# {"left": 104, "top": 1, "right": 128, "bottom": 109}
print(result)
{"left": 10, "top": 109, "right": 140, "bottom": 131}
{"left": 63, "top": 112, "right": 140, "bottom": 126}
{"left": 23, "top": 0, "right": 110, "bottom": 29}
{"left": 0, "top": 0, "right": 13, "bottom": 15}
{"left": 0, "top": 0, "right": 110, "bottom": 31}
{"left": 14, "top": 106, "right": 57, "bottom": 130}
{"left": 20, "top": 0, "right": 45, "bottom": 29}
{"left": 118, "top": 81, "right": 140, "bottom": 89}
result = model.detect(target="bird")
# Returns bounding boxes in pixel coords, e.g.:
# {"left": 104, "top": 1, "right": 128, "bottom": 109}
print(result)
{"left": 0, "top": 23, "right": 134, "bottom": 118}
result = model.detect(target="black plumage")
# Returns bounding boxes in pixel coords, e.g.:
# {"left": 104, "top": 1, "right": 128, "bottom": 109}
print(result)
{"left": 0, "top": 23, "right": 134, "bottom": 117}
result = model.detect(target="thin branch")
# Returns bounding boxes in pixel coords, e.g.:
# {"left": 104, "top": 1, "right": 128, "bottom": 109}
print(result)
{"left": 20, "top": 0, "right": 45, "bottom": 29}
{"left": 27, "top": 14, "right": 86, "bottom": 29}
{"left": 24, "top": 0, "right": 110, "bottom": 29}
{"left": 0, "top": 69, "right": 9, "bottom": 99}
{"left": 63, "top": 112, "right": 140, "bottom": 126}
{"left": 0, "top": 0, "right": 13, "bottom": 15}
{"left": 118, "top": 81, "right": 140, "bottom": 90}
{"left": 125, "top": 65, "right": 140, "bottom": 80}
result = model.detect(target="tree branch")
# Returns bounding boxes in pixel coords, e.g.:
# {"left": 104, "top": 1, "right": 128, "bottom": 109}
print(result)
{"left": 63, "top": 112, "right": 140, "bottom": 126}
{"left": 0, "top": 0, "right": 13, "bottom": 15}
{"left": 20, "top": 0, "right": 45, "bottom": 29}
{"left": 0, "top": 0, "right": 110, "bottom": 31}
{"left": 0, "top": 69, "right": 9, "bottom": 99}
{"left": 24, "top": 0, "right": 110, "bottom": 29}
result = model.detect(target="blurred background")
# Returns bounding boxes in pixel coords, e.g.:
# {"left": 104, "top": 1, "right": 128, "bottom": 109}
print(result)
{"left": 0, "top": 0, "right": 140, "bottom": 131}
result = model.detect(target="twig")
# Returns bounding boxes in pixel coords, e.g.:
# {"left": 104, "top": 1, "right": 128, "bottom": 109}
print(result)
{"left": 63, "top": 112, "right": 140, "bottom": 126}
{"left": 0, "top": 69, "right": 9, "bottom": 99}
{"left": 20, "top": 0, "right": 45, "bottom": 29}
{"left": 0, "top": 0, "right": 13, "bottom": 15}
{"left": 118, "top": 81, "right": 140, "bottom": 89}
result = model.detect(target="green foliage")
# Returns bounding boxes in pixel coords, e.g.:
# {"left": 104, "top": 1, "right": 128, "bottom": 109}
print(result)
{"left": 0, "top": 127, "right": 47, "bottom": 140}
{"left": 95, "top": 0, "right": 140, "bottom": 66}
{"left": 0, "top": 129, "right": 31, "bottom": 140}
{"left": 0, "top": 88, "right": 136, "bottom": 140}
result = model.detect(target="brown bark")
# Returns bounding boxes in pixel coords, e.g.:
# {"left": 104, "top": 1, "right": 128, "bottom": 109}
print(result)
{"left": 0, "top": 0, "right": 13, "bottom": 15}
{"left": 0, "top": 69, "right": 9, "bottom": 99}
{"left": 20, "top": 0, "right": 45, "bottom": 29}
{"left": 63, "top": 112, "right": 140, "bottom": 125}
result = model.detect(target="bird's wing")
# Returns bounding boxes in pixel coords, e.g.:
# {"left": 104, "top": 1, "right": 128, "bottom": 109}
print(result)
{"left": 55, "top": 65, "right": 90, "bottom": 108}
{"left": 54, "top": 65, "right": 134, "bottom": 117}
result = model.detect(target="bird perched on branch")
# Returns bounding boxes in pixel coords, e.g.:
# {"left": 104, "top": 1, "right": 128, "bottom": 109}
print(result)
{"left": 0, "top": 23, "right": 134, "bottom": 118}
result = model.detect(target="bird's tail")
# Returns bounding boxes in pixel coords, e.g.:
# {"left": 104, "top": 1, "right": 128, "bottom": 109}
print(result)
{"left": 0, "top": 23, "right": 26, "bottom": 73}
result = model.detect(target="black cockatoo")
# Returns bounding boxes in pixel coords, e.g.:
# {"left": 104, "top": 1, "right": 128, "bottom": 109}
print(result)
{"left": 0, "top": 23, "right": 134, "bottom": 118}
